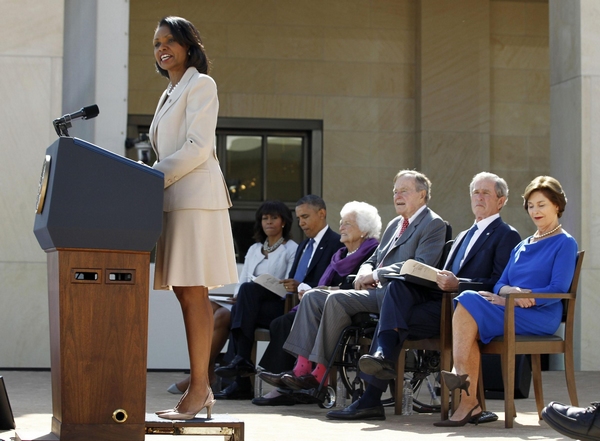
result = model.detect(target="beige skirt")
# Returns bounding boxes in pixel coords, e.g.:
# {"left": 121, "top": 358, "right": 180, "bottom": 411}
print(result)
{"left": 154, "top": 209, "right": 238, "bottom": 290}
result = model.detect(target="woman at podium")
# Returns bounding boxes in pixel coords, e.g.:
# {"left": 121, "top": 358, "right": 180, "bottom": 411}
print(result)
{"left": 150, "top": 16, "right": 238, "bottom": 420}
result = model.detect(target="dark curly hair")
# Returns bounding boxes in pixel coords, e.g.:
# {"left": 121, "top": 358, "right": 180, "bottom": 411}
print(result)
{"left": 155, "top": 16, "right": 210, "bottom": 78}
{"left": 253, "top": 201, "right": 294, "bottom": 243}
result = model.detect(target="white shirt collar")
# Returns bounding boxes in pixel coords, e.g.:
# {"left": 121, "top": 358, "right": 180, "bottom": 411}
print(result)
{"left": 473, "top": 212, "right": 500, "bottom": 231}
{"left": 402, "top": 204, "right": 427, "bottom": 226}
{"left": 311, "top": 225, "right": 329, "bottom": 248}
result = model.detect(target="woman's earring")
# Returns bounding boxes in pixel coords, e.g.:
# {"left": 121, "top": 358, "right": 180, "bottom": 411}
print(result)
{"left": 188, "top": 50, "right": 191, "bottom": 55}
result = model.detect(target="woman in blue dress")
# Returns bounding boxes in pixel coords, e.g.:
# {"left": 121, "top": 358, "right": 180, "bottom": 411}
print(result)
{"left": 435, "top": 176, "right": 578, "bottom": 427}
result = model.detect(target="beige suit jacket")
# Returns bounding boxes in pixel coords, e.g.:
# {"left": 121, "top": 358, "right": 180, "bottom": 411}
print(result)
{"left": 150, "top": 67, "right": 232, "bottom": 212}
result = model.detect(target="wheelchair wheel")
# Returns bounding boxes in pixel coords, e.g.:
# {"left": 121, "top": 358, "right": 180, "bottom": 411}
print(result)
{"left": 337, "top": 328, "right": 371, "bottom": 403}
{"left": 317, "top": 385, "right": 336, "bottom": 409}
{"left": 404, "top": 349, "right": 442, "bottom": 413}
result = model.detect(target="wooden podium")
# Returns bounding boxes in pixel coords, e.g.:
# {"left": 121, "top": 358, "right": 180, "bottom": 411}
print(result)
{"left": 31, "top": 137, "right": 164, "bottom": 441}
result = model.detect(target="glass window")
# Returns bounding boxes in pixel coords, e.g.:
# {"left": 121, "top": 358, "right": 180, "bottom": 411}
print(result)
{"left": 225, "top": 135, "right": 262, "bottom": 201}
{"left": 215, "top": 119, "right": 322, "bottom": 262}
{"left": 220, "top": 133, "right": 307, "bottom": 204}
{"left": 266, "top": 136, "right": 303, "bottom": 201}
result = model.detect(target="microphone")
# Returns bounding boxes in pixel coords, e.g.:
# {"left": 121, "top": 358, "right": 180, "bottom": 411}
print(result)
{"left": 53, "top": 105, "right": 100, "bottom": 136}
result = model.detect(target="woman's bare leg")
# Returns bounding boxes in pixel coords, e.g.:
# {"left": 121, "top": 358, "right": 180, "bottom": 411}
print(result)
{"left": 173, "top": 285, "right": 213, "bottom": 412}
{"left": 449, "top": 303, "right": 482, "bottom": 420}
{"left": 173, "top": 302, "right": 231, "bottom": 391}
{"left": 210, "top": 304, "right": 231, "bottom": 382}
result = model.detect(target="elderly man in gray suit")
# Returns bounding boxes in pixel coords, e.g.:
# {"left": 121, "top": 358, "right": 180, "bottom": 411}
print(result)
{"left": 258, "top": 170, "right": 446, "bottom": 401}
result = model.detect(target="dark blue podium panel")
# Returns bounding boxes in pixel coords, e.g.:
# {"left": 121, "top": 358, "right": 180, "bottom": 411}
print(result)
{"left": 34, "top": 137, "right": 164, "bottom": 252}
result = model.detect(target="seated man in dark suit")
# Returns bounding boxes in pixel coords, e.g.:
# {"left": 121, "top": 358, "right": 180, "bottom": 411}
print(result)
{"left": 328, "top": 172, "right": 521, "bottom": 420}
{"left": 214, "top": 195, "right": 343, "bottom": 399}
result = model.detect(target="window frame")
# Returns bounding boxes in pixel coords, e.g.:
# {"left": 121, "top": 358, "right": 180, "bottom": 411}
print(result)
{"left": 216, "top": 117, "right": 323, "bottom": 204}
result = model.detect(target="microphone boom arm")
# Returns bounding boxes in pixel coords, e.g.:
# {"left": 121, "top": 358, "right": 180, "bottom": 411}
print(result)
{"left": 53, "top": 116, "right": 73, "bottom": 137}
{"left": 52, "top": 105, "right": 100, "bottom": 137}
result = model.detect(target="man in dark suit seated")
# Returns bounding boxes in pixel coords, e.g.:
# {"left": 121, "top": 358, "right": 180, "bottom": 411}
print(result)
{"left": 256, "top": 170, "right": 447, "bottom": 405}
{"left": 214, "top": 195, "right": 343, "bottom": 399}
{"left": 328, "top": 172, "right": 521, "bottom": 420}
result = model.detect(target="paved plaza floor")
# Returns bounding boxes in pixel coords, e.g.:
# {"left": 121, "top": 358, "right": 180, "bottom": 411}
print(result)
{"left": 1, "top": 369, "right": 597, "bottom": 441}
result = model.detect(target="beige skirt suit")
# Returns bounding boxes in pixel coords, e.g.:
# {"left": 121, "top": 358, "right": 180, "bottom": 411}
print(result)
{"left": 150, "top": 67, "right": 238, "bottom": 289}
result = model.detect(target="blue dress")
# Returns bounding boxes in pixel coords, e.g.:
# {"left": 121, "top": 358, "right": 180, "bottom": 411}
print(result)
{"left": 454, "top": 232, "right": 578, "bottom": 344}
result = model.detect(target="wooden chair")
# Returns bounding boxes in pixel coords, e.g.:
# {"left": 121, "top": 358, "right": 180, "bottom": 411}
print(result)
{"left": 477, "top": 250, "right": 584, "bottom": 428}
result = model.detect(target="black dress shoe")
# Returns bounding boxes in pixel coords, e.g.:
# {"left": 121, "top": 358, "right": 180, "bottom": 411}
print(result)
{"left": 292, "top": 391, "right": 324, "bottom": 405}
{"left": 281, "top": 373, "right": 320, "bottom": 390}
{"left": 214, "top": 355, "right": 255, "bottom": 378}
{"left": 259, "top": 371, "right": 293, "bottom": 388}
{"left": 358, "top": 352, "right": 396, "bottom": 380}
{"left": 213, "top": 381, "right": 253, "bottom": 400}
{"left": 326, "top": 399, "right": 386, "bottom": 421}
{"left": 252, "top": 393, "right": 298, "bottom": 406}
{"left": 470, "top": 410, "right": 498, "bottom": 424}
{"left": 542, "top": 401, "right": 600, "bottom": 441}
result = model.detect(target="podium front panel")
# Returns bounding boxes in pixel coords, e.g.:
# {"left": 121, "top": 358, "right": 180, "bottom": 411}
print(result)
{"left": 34, "top": 137, "right": 164, "bottom": 252}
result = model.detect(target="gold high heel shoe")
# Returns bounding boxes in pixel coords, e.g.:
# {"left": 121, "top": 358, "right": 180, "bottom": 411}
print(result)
{"left": 440, "top": 370, "right": 471, "bottom": 396}
{"left": 158, "top": 388, "right": 216, "bottom": 420}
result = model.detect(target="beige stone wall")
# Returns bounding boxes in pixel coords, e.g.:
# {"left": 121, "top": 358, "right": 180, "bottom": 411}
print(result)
{"left": 0, "top": 0, "right": 64, "bottom": 366}
{"left": 490, "top": 0, "right": 550, "bottom": 237}
{"left": 550, "top": 0, "right": 600, "bottom": 370}
{"left": 129, "top": 0, "right": 551, "bottom": 233}
{"left": 417, "top": 0, "right": 492, "bottom": 233}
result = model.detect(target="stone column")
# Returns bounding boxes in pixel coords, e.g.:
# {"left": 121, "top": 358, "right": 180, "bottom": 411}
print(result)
{"left": 550, "top": 0, "right": 600, "bottom": 370}
{"left": 417, "top": 0, "right": 491, "bottom": 232}
{"left": 63, "top": 0, "right": 129, "bottom": 153}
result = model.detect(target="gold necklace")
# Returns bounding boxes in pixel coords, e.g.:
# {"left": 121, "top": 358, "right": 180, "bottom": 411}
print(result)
{"left": 533, "top": 223, "right": 562, "bottom": 239}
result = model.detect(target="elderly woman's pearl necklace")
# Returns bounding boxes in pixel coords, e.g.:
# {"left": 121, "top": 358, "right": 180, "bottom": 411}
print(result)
{"left": 533, "top": 223, "right": 562, "bottom": 239}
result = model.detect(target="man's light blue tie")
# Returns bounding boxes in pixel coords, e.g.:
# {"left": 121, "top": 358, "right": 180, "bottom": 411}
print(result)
{"left": 293, "top": 238, "right": 314, "bottom": 283}
{"left": 451, "top": 225, "right": 477, "bottom": 274}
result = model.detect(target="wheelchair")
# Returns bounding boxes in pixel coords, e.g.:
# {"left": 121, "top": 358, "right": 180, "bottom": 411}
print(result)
{"left": 287, "top": 311, "right": 445, "bottom": 412}
{"left": 288, "top": 223, "right": 453, "bottom": 410}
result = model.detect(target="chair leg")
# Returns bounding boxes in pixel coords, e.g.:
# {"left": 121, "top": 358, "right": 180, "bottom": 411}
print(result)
{"left": 477, "top": 361, "right": 486, "bottom": 412}
{"left": 250, "top": 340, "right": 258, "bottom": 390}
{"left": 395, "top": 348, "right": 406, "bottom": 415}
{"left": 564, "top": 350, "right": 579, "bottom": 407}
{"left": 439, "top": 350, "right": 451, "bottom": 420}
{"left": 531, "top": 354, "right": 544, "bottom": 419}
{"left": 501, "top": 353, "right": 516, "bottom": 428}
